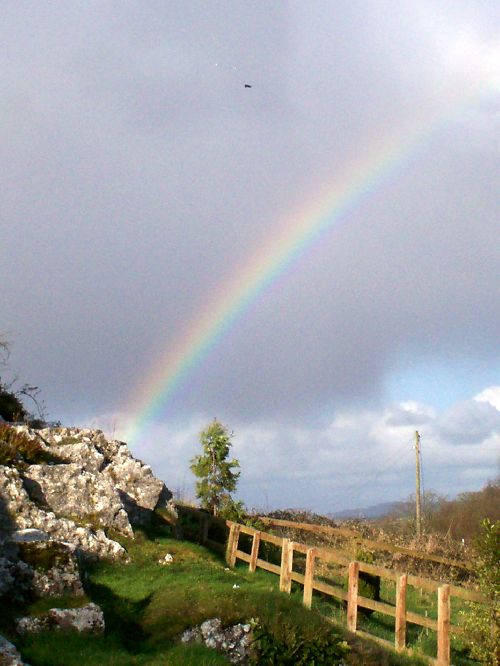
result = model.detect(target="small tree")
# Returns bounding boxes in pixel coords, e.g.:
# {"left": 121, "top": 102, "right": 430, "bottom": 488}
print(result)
{"left": 190, "top": 419, "right": 240, "bottom": 517}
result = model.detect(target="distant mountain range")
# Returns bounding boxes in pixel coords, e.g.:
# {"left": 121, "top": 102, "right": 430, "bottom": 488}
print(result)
{"left": 330, "top": 500, "right": 411, "bottom": 520}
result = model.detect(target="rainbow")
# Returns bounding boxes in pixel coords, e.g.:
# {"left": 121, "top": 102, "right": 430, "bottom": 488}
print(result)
{"left": 123, "top": 81, "right": 493, "bottom": 444}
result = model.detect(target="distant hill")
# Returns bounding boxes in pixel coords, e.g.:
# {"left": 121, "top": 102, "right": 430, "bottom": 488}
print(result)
{"left": 330, "top": 500, "right": 409, "bottom": 520}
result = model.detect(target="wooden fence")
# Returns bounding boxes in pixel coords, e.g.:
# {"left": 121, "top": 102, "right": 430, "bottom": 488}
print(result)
{"left": 225, "top": 520, "right": 487, "bottom": 666}
{"left": 258, "top": 517, "right": 471, "bottom": 571}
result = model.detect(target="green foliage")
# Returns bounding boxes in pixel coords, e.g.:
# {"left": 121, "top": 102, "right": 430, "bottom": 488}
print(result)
{"left": 251, "top": 617, "right": 350, "bottom": 664}
{"left": 218, "top": 494, "right": 247, "bottom": 522}
{"left": 190, "top": 419, "right": 240, "bottom": 517}
{"left": 27, "top": 594, "right": 91, "bottom": 616}
{"left": 460, "top": 519, "right": 499, "bottom": 665}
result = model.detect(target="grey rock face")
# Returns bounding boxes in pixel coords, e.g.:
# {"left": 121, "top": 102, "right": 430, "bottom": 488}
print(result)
{"left": 0, "top": 533, "right": 83, "bottom": 601}
{"left": 0, "top": 634, "right": 29, "bottom": 666}
{"left": 18, "top": 540, "right": 84, "bottom": 597}
{"left": 0, "top": 425, "right": 175, "bottom": 606}
{"left": 16, "top": 603, "right": 105, "bottom": 635}
{"left": 181, "top": 618, "right": 254, "bottom": 664}
{"left": 21, "top": 426, "right": 174, "bottom": 527}
{"left": 49, "top": 441, "right": 105, "bottom": 473}
{"left": 23, "top": 463, "right": 133, "bottom": 537}
{"left": 0, "top": 465, "right": 126, "bottom": 562}
{"left": 103, "top": 453, "right": 165, "bottom": 525}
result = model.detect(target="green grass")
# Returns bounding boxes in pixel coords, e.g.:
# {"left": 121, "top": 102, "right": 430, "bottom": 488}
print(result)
{"left": 2, "top": 524, "right": 463, "bottom": 665}
{"left": 302, "top": 571, "right": 479, "bottom": 665}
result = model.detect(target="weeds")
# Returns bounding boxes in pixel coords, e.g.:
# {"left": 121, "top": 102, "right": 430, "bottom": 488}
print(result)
{"left": 0, "top": 425, "right": 58, "bottom": 467}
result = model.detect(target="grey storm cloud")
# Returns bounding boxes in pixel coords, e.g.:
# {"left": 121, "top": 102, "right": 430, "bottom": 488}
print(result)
{"left": 437, "top": 400, "right": 500, "bottom": 445}
{"left": 1, "top": 0, "right": 499, "bottom": 429}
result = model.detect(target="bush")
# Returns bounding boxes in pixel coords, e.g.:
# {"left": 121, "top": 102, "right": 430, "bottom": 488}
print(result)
{"left": 0, "top": 385, "right": 27, "bottom": 422}
{"left": 460, "top": 519, "right": 499, "bottom": 665}
{"left": 251, "top": 617, "right": 350, "bottom": 664}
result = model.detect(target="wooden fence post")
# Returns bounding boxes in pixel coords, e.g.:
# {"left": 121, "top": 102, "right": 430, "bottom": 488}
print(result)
{"left": 347, "top": 561, "right": 360, "bottom": 632}
{"left": 437, "top": 584, "right": 451, "bottom": 666}
{"left": 249, "top": 531, "right": 261, "bottom": 573}
{"left": 303, "top": 547, "right": 316, "bottom": 609}
{"left": 395, "top": 574, "right": 407, "bottom": 650}
{"left": 226, "top": 522, "right": 240, "bottom": 567}
{"left": 279, "top": 538, "right": 293, "bottom": 593}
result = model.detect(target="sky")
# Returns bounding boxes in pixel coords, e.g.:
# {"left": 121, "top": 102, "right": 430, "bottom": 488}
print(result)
{"left": 1, "top": 1, "right": 499, "bottom": 513}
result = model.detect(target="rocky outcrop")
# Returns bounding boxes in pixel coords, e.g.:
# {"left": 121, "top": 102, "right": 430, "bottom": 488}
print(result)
{"left": 23, "top": 463, "right": 133, "bottom": 537}
{"left": 16, "top": 535, "right": 84, "bottom": 598}
{"left": 101, "top": 442, "right": 167, "bottom": 525}
{"left": 23, "top": 427, "right": 176, "bottom": 527}
{"left": 181, "top": 618, "right": 254, "bottom": 664}
{"left": 0, "top": 425, "right": 175, "bottom": 663}
{"left": 0, "top": 465, "right": 126, "bottom": 562}
{"left": 16, "top": 603, "right": 105, "bottom": 635}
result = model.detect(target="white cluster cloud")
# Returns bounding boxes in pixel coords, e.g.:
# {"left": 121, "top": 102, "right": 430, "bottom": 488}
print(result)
{"left": 90, "top": 386, "right": 499, "bottom": 513}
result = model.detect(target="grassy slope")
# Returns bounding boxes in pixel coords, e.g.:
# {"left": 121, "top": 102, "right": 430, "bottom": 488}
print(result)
{"left": 4, "top": 524, "right": 440, "bottom": 666}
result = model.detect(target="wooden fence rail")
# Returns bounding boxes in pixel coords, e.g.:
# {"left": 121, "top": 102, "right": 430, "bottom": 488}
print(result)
{"left": 225, "top": 520, "right": 487, "bottom": 666}
{"left": 258, "top": 516, "right": 471, "bottom": 570}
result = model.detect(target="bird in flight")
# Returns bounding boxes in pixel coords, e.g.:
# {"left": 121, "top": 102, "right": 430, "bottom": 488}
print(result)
{"left": 244, "top": 84, "right": 252, "bottom": 88}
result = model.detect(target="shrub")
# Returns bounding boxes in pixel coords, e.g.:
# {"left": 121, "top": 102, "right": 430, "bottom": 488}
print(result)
{"left": 251, "top": 617, "right": 350, "bottom": 664}
{"left": 460, "top": 519, "right": 499, "bottom": 665}
{"left": 0, "top": 386, "right": 27, "bottom": 422}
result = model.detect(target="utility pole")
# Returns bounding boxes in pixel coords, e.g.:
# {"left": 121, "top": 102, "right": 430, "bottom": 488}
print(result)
{"left": 415, "top": 430, "right": 422, "bottom": 538}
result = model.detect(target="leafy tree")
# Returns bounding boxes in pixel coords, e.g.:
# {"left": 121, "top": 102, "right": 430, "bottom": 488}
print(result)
{"left": 190, "top": 419, "right": 240, "bottom": 517}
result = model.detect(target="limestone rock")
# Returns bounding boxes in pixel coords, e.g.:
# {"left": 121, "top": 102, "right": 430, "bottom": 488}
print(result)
{"left": 0, "top": 465, "right": 127, "bottom": 562}
{"left": 17, "top": 540, "right": 84, "bottom": 597}
{"left": 0, "top": 634, "right": 29, "bottom": 666}
{"left": 1, "top": 424, "right": 175, "bottom": 567}
{"left": 23, "top": 463, "right": 133, "bottom": 537}
{"left": 16, "top": 603, "right": 105, "bottom": 635}
{"left": 0, "top": 531, "right": 84, "bottom": 601}
{"left": 181, "top": 618, "right": 254, "bottom": 664}
{"left": 101, "top": 442, "right": 172, "bottom": 526}
{"left": 47, "top": 441, "right": 105, "bottom": 474}
{"left": 18, "top": 426, "right": 175, "bottom": 527}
